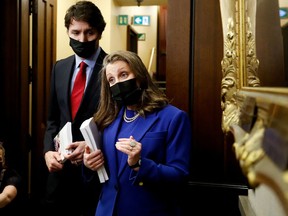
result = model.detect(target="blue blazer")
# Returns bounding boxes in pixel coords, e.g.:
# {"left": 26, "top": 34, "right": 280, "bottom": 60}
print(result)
{"left": 96, "top": 105, "right": 191, "bottom": 216}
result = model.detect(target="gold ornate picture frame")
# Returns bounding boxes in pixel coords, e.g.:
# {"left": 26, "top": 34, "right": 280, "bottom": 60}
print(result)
{"left": 220, "top": 0, "right": 288, "bottom": 214}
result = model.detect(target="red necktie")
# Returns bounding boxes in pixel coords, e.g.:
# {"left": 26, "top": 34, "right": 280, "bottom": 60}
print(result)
{"left": 71, "top": 61, "right": 87, "bottom": 120}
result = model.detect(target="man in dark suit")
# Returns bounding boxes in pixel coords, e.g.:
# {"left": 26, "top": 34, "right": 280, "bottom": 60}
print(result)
{"left": 42, "top": 1, "right": 107, "bottom": 216}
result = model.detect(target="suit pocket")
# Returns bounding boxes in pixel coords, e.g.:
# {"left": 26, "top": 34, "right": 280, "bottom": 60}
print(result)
{"left": 144, "top": 131, "right": 166, "bottom": 139}
{"left": 141, "top": 131, "right": 167, "bottom": 159}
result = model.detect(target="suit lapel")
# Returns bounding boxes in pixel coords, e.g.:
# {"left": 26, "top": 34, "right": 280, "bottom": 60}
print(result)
{"left": 58, "top": 56, "right": 75, "bottom": 119}
{"left": 104, "top": 109, "right": 124, "bottom": 177}
{"left": 129, "top": 112, "right": 158, "bottom": 141}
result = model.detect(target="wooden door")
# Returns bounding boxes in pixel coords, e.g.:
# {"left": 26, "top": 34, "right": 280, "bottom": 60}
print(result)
{"left": 166, "top": 0, "right": 248, "bottom": 215}
{"left": 127, "top": 25, "right": 138, "bottom": 54}
{"left": 157, "top": 5, "right": 167, "bottom": 81}
{"left": 0, "top": 0, "right": 30, "bottom": 208}
{"left": 31, "top": 0, "right": 57, "bottom": 203}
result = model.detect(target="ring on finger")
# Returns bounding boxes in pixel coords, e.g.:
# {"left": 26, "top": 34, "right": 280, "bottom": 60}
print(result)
{"left": 129, "top": 141, "right": 136, "bottom": 147}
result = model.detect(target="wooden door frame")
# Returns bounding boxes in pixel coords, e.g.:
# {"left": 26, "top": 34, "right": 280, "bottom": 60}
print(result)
{"left": 31, "top": 0, "right": 57, "bottom": 202}
{"left": 0, "top": 0, "right": 30, "bottom": 200}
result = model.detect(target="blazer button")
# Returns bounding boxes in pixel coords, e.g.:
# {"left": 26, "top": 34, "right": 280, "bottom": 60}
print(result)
{"left": 139, "top": 182, "right": 144, "bottom": 186}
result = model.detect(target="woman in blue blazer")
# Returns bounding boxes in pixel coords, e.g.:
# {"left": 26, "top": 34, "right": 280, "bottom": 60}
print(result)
{"left": 83, "top": 50, "right": 191, "bottom": 216}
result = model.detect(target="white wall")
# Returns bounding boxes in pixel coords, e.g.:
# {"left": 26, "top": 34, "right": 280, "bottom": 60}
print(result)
{"left": 56, "top": 0, "right": 158, "bottom": 71}
{"left": 56, "top": 0, "right": 77, "bottom": 60}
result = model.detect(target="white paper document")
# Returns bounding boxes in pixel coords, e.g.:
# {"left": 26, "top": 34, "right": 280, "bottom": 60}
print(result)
{"left": 80, "top": 117, "right": 109, "bottom": 183}
{"left": 54, "top": 122, "right": 73, "bottom": 163}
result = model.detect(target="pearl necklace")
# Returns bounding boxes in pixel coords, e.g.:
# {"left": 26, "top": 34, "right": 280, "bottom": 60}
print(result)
{"left": 123, "top": 108, "right": 140, "bottom": 123}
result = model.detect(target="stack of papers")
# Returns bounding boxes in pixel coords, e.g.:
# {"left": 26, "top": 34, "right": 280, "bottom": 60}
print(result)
{"left": 54, "top": 122, "right": 73, "bottom": 163}
{"left": 80, "top": 117, "right": 109, "bottom": 183}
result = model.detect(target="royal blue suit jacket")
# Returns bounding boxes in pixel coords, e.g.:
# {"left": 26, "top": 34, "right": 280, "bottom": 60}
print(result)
{"left": 95, "top": 105, "right": 191, "bottom": 216}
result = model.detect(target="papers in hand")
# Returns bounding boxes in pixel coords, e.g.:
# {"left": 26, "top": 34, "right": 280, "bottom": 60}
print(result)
{"left": 80, "top": 117, "right": 109, "bottom": 183}
{"left": 54, "top": 122, "right": 73, "bottom": 163}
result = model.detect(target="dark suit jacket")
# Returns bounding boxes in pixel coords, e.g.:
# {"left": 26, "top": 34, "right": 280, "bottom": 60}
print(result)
{"left": 43, "top": 48, "right": 107, "bottom": 153}
{"left": 42, "top": 48, "right": 107, "bottom": 216}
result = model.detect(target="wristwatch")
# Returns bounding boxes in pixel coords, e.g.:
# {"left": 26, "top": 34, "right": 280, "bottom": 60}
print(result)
{"left": 129, "top": 159, "right": 141, "bottom": 169}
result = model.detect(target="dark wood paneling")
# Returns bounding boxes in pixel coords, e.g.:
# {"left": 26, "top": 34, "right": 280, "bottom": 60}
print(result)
{"left": 283, "top": 24, "right": 288, "bottom": 86}
{"left": 192, "top": 0, "right": 232, "bottom": 182}
{"left": 183, "top": 182, "right": 248, "bottom": 216}
{"left": 167, "top": 0, "right": 240, "bottom": 182}
{"left": 166, "top": 0, "right": 248, "bottom": 214}
{"left": 0, "top": 0, "right": 30, "bottom": 211}
{"left": 256, "top": 0, "right": 286, "bottom": 87}
{"left": 31, "top": 0, "right": 57, "bottom": 203}
{"left": 156, "top": 5, "right": 167, "bottom": 81}
{"left": 166, "top": 0, "right": 190, "bottom": 112}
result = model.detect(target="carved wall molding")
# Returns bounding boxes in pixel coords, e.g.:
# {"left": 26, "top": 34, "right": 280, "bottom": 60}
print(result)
{"left": 230, "top": 92, "right": 288, "bottom": 215}
{"left": 220, "top": 0, "right": 260, "bottom": 133}
{"left": 220, "top": 0, "right": 288, "bottom": 215}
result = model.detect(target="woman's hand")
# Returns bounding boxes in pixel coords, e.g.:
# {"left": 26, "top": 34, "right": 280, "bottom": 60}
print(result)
{"left": 83, "top": 146, "right": 105, "bottom": 171}
{"left": 115, "top": 135, "right": 141, "bottom": 168}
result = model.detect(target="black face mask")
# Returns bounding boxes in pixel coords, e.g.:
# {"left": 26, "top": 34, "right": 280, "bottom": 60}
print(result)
{"left": 110, "top": 78, "right": 142, "bottom": 106}
{"left": 69, "top": 37, "right": 96, "bottom": 58}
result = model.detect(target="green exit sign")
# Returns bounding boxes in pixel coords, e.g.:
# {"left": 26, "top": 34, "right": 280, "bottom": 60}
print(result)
{"left": 133, "top": 15, "right": 150, "bottom": 26}
{"left": 280, "top": 8, "right": 288, "bottom": 19}
{"left": 118, "top": 15, "right": 128, "bottom": 25}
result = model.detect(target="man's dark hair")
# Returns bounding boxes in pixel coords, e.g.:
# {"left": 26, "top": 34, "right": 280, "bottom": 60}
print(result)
{"left": 64, "top": 1, "right": 106, "bottom": 35}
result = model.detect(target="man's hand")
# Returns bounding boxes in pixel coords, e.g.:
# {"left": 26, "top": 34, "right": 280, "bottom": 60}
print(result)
{"left": 65, "top": 141, "right": 86, "bottom": 165}
{"left": 44, "top": 151, "right": 64, "bottom": 172}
